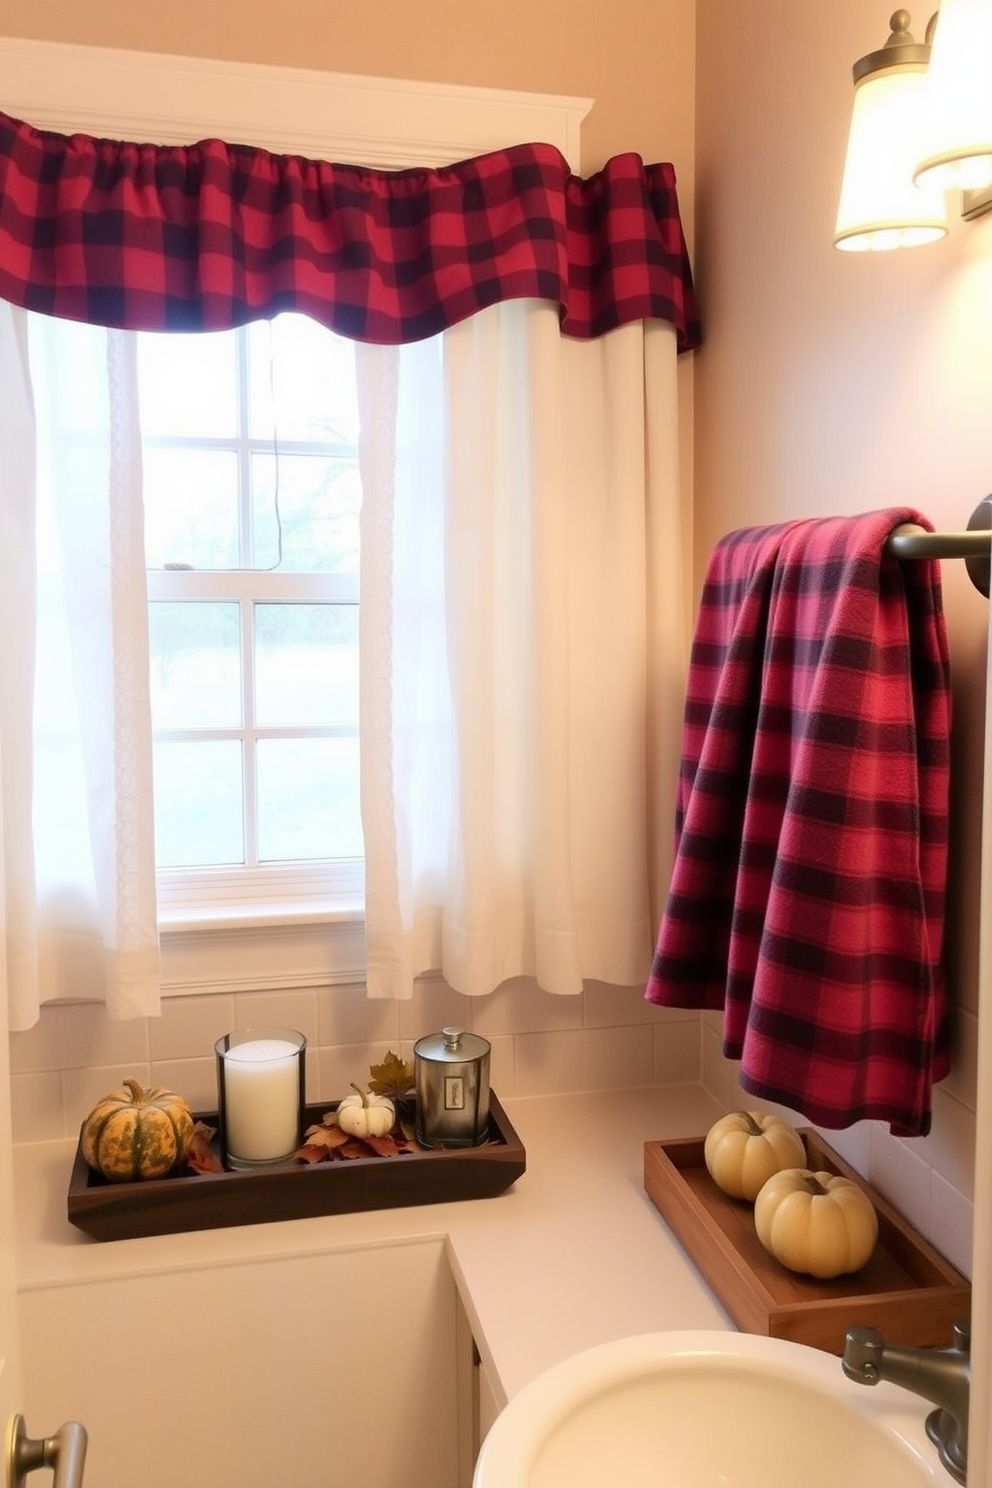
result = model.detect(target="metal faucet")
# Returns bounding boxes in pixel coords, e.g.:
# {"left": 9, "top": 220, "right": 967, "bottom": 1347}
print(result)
{"left": 841, "top": 1318, "right": 970, "bottom": 1484}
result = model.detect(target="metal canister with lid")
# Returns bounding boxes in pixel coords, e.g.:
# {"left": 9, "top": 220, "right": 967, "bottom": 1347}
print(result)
{"left": 414, "top": 1025, "right": 491, "bottom": 1148}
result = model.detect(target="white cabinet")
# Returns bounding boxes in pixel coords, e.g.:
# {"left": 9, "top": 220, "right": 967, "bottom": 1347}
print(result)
{"left": 19, "top": 1237, "right": 461, "bottom": 1488}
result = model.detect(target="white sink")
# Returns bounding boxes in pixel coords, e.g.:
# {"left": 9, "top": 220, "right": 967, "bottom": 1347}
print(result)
{"left": 473, "top": 1330, "right": 947, "bottom": 1487}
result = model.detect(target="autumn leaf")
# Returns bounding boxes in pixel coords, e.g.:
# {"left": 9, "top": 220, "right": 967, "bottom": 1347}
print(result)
{"left": 363, "top": 1132, "right": 403, "bottom": 1157}
{"left": 293, "top": 1115, "right": 350, "bottom": 1162}
{"left": 303, "top": 1119, "right": 349, "bottom": 1150}
{"left": 185, "top": 1122, "right": 224, "bottom": 1175}
{"left": 291, "top": 1112, "right": 428, "bottom": 1163}
{"left": 295, "top": 1142, "right": 333, "bottom": 1165}
{"left": 368, "top": 1050, "right": 415, "bottom": 1099}
{"left": 338, "top": 1137, "right": 376, "bottom": 1159}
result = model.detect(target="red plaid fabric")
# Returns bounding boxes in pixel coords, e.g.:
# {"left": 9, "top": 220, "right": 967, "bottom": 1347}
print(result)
{"left": 645, "top": 509, "right": 952, "bottom": 1137}
{"left": 0, "top": 110, "right": 699, "bottom": 349}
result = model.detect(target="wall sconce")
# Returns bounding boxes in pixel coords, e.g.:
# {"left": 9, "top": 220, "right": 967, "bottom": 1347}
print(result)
{"left": 834, "top": 4, "right": 992, "bottom": 252}
{"left": 914, "top": 0, "right": 992, "bottom": 193}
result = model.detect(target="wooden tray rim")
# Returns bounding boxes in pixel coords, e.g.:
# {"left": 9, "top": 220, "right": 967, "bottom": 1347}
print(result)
{"left": 650, "top": 1129, "right": 967, "bottom": 1296}
{"left": 643, "top": 1127, "right": 970, "bottom": 1350}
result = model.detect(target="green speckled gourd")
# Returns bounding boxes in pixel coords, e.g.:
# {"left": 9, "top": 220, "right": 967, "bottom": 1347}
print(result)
{"left": 81, "top": 1078, "right": 195, "bottom": 1182}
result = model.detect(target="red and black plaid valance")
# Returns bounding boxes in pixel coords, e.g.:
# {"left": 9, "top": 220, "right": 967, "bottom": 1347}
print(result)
{"left": 0, "top": 109, "right": 699, "bottom": 350}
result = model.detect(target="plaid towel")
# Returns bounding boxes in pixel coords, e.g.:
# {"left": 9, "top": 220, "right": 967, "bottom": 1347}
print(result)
{"left": 645, "top": 509, "right": 952, "bottom": 1136}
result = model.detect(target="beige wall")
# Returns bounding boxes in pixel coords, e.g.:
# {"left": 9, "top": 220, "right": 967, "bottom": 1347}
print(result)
{"left": 0, "top": 0, "right": 696, "bottom": 184}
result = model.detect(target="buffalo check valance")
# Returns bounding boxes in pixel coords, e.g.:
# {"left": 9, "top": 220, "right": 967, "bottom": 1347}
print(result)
{"left": 0, "top": 111, "right": 699, "bottom": 349}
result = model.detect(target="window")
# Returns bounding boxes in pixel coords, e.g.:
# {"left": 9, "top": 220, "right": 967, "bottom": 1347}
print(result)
{"left": 140, "top": 315, "right": 364, "bottom": 918}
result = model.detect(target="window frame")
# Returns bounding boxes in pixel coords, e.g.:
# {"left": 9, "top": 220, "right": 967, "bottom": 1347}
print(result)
{"left": 3, "top": 34, "right": 591, "bottom": 993}
{"left": 149, "top": 569, "right": 365, "bottom": 926}
{"left": 142, "top": 318, "right": 363, "bottom": 918}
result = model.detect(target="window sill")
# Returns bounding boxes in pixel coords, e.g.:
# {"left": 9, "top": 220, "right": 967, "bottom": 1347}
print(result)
{"left": 158, "top": 904, "right": 367, "bottom": 996}
{"left": 158, "top": 897, "right": 364, "bottom": 934}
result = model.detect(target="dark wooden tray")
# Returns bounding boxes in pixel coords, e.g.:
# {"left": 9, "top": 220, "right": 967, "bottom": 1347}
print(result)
{"left": 644, "top": 1129, "right": 970, "bottom": 1356}
{"left": 68, "top": 1091, "right": 525, "bottom": 1242}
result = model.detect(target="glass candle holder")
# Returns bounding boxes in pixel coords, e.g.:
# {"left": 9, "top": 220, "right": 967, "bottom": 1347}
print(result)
{"left": 215, "top": 1027, "right": 307, "bottom": 1171}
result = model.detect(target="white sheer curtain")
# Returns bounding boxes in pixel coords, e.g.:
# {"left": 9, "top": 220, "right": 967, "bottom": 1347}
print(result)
{"left": 0, "top": 301, "right": 39, "bottom": 1031}
{"left": 358, "top": 299, "right": 686, "bottom": 1001}
{"left": 0, "top": 303, "right": 160, "bottom": 1030}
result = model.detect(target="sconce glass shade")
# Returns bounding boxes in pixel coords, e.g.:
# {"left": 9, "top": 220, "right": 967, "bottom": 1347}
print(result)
{"left": 834, "top": 22, "right": 949, "bottom": 251}
{"left": 914, "top": 0, "right": 992, "bottom": 192}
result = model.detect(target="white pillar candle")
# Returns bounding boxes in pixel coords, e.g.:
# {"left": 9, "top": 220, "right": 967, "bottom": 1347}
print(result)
{"left": 221, "top": 1037, "right": 302, "bottom": 1163}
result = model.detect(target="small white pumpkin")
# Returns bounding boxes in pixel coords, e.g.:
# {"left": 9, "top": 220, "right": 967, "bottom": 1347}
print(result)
{"left": 703, "top": 1110, "right": 806, "bottom": 1201}
{"left": 754, "top": 1168, "right": 878, "bottom": 1279}
{"left": 336, "top": 1083, "right": 396, "bottom": 1139}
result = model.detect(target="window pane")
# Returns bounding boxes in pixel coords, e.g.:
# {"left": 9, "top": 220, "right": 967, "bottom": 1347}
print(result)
{"left": 254, "top": 604, "right": 358, "bottom": 727}
{"left": 149, "top": 603, "right": 242, "bottom": 729}
{"left": 247, "top": 315, "right": 359, "bottom": 443}
{"left": 144, "top": 449, "right": 241, "bottom": 569}
{"left": 251, "top": 453, "right": 361, "bottom": 573}
{"left": 137, "top": 329, "right": 238, "bottom": 438}
{"left": 153, "top": 741, "right": 244, "bottom": 867}
{"left": 257, "top": 738, "right": 362, "bottom": 862}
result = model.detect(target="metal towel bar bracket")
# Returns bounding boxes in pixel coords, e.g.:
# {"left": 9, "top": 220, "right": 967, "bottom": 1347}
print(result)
{"left": 5, "top": 1416, "right": 88, "bottom": 1488}
{"left": 884, "top": 495, "right": 992, "bottom": 597}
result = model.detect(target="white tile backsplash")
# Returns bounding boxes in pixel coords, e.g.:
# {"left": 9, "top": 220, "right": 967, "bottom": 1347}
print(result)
{"left": 943, "top": 1003, "right": 979, "bottom": 1110}
{"left": 584, "top": 981, "right": 693, "bottom": 1029}
{"left": 228, "top": 987, "right": 321, "bottom": 1045}
{"left": 59, "top": 1001, "right": 150, "bottom": 1070}
{"left": 929, "top": 1171, "right": 975, "bottom": 1277}
{"left": 316, "top": 983, "right": 401, "bottom": 1048}
{"left": 513, "top": 1027, "right": 587, "bottom": 1098}
{"left": 11, "top": 975, "right": 693, "bottom": 1141}
{"left": 920, "top": 1085, "right": 977, "bottom": 1199}
{"left": 316, "top": 1039, "right": 409, "bottom": 1106}
{"left": 653, "top": 1019, "right": 701, "bottom": 1084}
{"left": 867, "top": 1122, "right": 933, "bottom": 1239}
{"left": 10, "top": 1070, "right": 64, "bottom": 1144}
{"left": 581, "top": 1023, "right": 656, "bottom": 1091}
{"left": 396, "top": 976, "right": 479, "bottom": 1041}
{"left": 470, "top": 976, "right": 585, "bottom": 1037}
{"left": 8, "top": 1010, "right": 61, "bottom": 1075}
{"left": 147, "top": 993, "right": 235, "bottom": 1063}
{"left": 484, "top": 1032, "right": 516, "bottom": 1098}
{"left": 150, "top": 1055, "right": 222, "bottom": 1115}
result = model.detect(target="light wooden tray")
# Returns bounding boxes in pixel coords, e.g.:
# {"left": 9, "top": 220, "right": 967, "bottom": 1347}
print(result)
{"left": 644, "top": 1129, "right": 970, "bottom": 1356}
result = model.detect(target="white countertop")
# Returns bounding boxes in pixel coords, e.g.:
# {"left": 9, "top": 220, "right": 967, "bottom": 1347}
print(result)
{"left": 14, "top": 1083, "right": 733, "bottom": 1406}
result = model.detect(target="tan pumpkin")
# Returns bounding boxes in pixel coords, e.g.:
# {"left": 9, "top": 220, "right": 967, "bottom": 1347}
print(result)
{"left": 754, "top": 1168, "right": 879, "bottom": 1278}
{"left": 703, "top": 1109, "right": 806, "bottom": 1202}
{"left": 81, "top": 1077, "right": 195, "bottom": 1182}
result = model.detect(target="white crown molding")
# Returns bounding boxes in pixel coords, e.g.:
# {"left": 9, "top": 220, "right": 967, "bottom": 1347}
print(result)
{"left": 0, "top": 36, "right": 592, "bottom": 168}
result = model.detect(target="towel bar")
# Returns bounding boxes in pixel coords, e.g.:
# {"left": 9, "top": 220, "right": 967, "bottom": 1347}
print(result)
{"left": 884, "top": 496, "right": 992, "bottom": 596}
